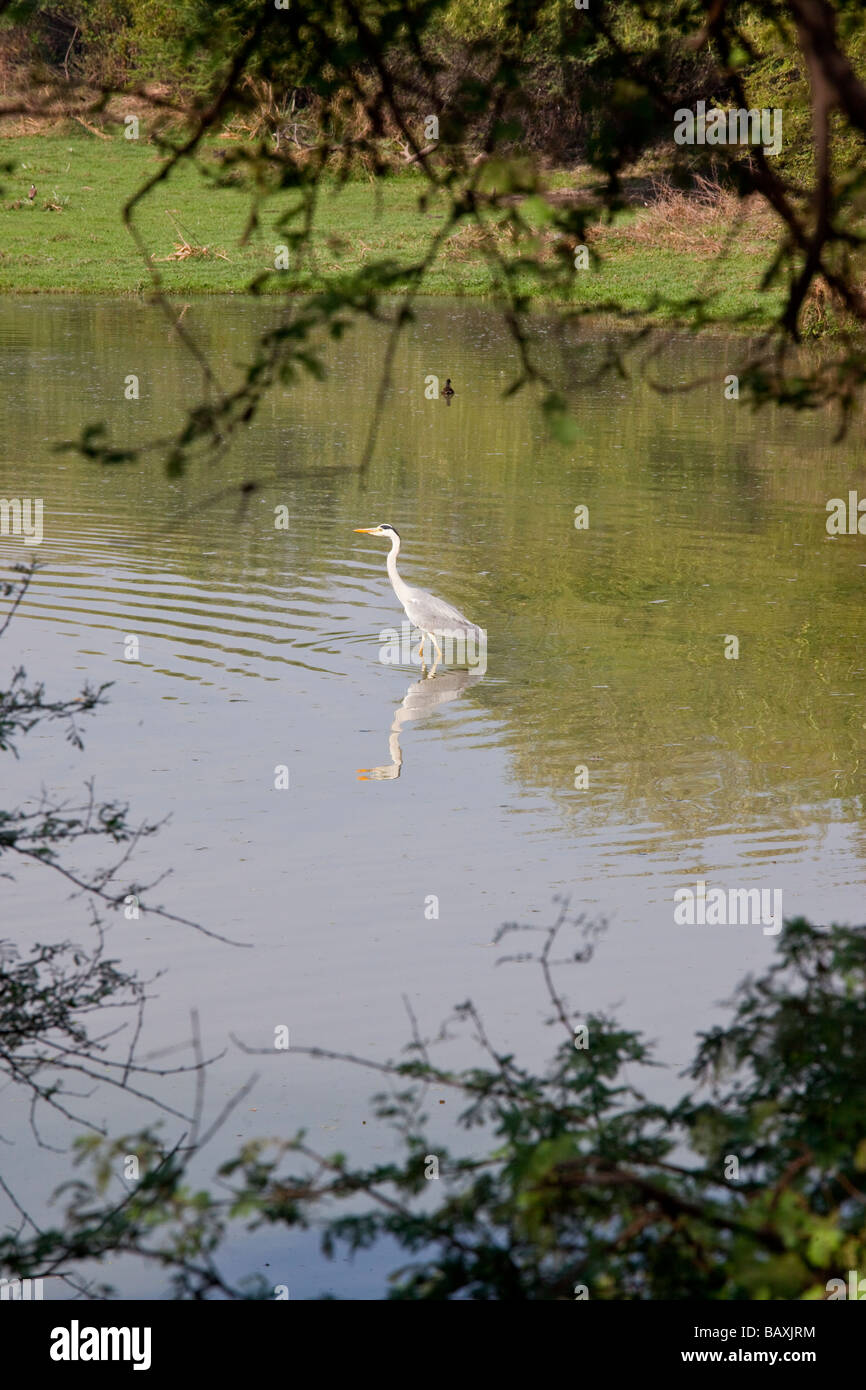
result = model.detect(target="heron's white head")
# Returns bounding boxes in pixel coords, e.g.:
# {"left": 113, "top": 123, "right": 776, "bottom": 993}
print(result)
{"left": 353, "top": 523, "right": 400, "bottom": 539}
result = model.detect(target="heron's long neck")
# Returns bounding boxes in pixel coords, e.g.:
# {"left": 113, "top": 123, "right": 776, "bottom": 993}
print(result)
{"left": 386, "top": 533, "right": 412, "bottom": 607}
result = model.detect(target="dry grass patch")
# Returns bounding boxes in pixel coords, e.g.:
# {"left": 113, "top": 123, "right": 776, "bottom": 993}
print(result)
{"left": 442, "top": 220, "right": 519, "bottom": 261}
{"left": 153, "top": 210, "right": 229, "bottom": 262}
{"left": 598, "top": 175, "right": 777, "bottom": 258}
{"left": 442, "top": 216, "right": 588, "bottom": 267}
{"left": 440, "top": 178, "right": 777, "bottom": 269}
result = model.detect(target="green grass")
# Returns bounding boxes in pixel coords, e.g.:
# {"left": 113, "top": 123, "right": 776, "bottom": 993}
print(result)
{"left": 0, "top": 133, "right": 784, "bottom": 325}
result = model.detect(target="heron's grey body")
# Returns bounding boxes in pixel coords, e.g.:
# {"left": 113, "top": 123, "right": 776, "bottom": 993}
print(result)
{"left": 385, "top": 540, "right": 478, "bottom": 636}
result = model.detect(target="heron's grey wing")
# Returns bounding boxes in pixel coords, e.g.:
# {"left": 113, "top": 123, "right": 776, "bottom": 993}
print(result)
{"left": 412, "top": 591, "right": 478, "bottom": 633}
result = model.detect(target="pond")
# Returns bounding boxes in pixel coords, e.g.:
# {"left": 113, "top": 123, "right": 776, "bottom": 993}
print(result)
{"left": 1, "top": 295, "right": 863, "bottom": 1297}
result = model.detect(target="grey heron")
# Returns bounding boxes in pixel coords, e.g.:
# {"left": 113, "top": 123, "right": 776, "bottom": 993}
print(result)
{"left": 353, "top": 523, "right": 482, "bottom": 670}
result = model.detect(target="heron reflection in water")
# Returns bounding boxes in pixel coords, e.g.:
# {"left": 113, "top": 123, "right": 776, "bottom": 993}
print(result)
{"left": 358, "top": 668, "right": 482, "bottom": 781}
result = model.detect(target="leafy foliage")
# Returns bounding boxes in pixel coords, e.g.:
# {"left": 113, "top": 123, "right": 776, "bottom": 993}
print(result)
{"left": 4, "top": 907, "right": 865, "bottom": 1299}
{"left": 4, "top": 2, "right": 866, "bottom": 472}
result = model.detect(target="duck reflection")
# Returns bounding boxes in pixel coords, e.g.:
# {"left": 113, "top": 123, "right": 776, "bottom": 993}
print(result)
{"left": 358, "top": 668, "right": 482, "bottom": 781}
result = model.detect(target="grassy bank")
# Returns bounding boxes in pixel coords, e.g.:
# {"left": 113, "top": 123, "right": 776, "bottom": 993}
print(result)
{"left": 0, "top": 133, "right": 785, "bottom": 324}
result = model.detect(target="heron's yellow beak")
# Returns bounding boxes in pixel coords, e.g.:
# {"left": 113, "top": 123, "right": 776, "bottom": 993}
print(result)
{"left": 354, "top": 527, "right": 377, "bottom": 534}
